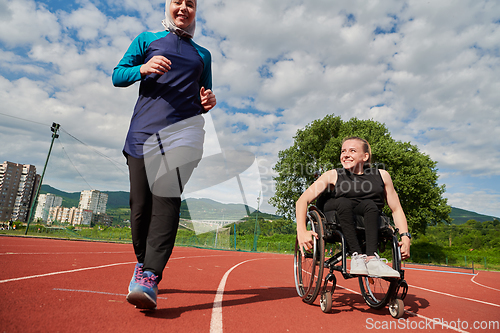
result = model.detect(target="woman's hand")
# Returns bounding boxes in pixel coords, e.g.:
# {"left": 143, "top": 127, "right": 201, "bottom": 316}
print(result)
{"left": 399, "top": 237, "right": 411, "bottom": 260}
{"left": 297, "top": 228, "right": 318, "bottom": 256}
{"left": 140, "top": 55, "right": 171, "bottom": 76}
{"left": 200, "top": 87, "right": 216, "bottom": 112}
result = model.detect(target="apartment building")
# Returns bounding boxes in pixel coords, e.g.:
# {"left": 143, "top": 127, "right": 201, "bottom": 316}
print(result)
{"left": 34, "top": 193, "right": 63, "bottom": 222}
{"left": 92, "top": 212, "right": 113, "bottom": 227}
{"left": 79, "top": 190, "right": 108, "bottom": 214}
{"left": 0, "top": 161, "right": 40, "bottom": 222}
{"left": 47, "top": 206, "right": 92, "bottom": 226}
{"left": 45, "top": 190, "right": 110, "bottom": 226}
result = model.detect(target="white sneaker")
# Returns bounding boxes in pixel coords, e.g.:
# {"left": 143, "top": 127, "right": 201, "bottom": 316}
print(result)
{"left": 350, "top": 252, "right": 368, "bottom": 275}
{"left": 366, "top": 253, "right": 400, "bottom": 278}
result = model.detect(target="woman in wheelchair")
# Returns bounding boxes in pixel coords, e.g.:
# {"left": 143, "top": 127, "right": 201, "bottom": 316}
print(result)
{"left": 296, "top": 136, "right": 411, "bottom": 278}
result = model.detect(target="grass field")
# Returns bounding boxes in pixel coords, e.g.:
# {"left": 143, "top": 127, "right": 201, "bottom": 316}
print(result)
{"left": 1, "top": 223, "right": 498, "bottom": 272}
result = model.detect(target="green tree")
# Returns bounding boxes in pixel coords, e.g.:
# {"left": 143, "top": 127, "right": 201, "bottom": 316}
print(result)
{"left": 269, "top": 115, "right": 451, "bottom": 236}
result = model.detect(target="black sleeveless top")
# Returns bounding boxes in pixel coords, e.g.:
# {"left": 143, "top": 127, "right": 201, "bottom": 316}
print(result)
{"left": 333, "top": 167, "right": 386, "bottom": 210}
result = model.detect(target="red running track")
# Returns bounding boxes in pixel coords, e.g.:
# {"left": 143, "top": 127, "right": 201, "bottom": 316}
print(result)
{"left": 1, "top": 236, "right": 499, "bottom": 332}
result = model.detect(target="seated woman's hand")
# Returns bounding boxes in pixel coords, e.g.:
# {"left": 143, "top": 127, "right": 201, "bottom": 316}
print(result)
{"left": 297, "top": 229, "right": 318, "bottom": 256}
{"left": 399, "top": 238, "right": 411, "bottom": 260}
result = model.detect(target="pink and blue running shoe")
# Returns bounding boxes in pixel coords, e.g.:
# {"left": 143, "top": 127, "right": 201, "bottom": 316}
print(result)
{"left": 126, "top": 270, "right": 158, "bottom": 310}
{"left": 128, "top": 263, "right": 143, "bottom": 293}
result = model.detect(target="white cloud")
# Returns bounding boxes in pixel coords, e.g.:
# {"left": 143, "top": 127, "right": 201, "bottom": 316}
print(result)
{"left": 445, "top": 190, "right": 500, "bottom": 219}
{"left": 0, "top": 0, "right": 61, "bottom": 46}
{"left": 0, "top": 0, "right": 499, "bottom": 217}
{"left": 60, "top": 3, "right": 108, "bottom": 40}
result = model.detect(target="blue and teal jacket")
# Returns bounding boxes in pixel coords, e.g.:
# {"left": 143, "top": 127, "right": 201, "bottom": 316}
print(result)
{"left": 112, "top": 30, "right": 212, "bottom": 158}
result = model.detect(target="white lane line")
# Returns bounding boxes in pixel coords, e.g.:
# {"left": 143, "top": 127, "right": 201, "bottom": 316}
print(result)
{"left": 405, "top": 310, "right": 470, "bottom": 333}
{"left": 335, "top": 285, "right": 470, "bottom": 333}
{"left": 402, "top": 267, "right": 475, "bottom": 275}
{"left": 52, "top": 288, "right": 169, "bottom": 300}
{"left": 471, "top": 272, "right": 500, "bottom": 292}
{"left": 210, "top": 258, "right": 264, "bottom": 333}
{"left": 170, "top": 254, "right": 235, "bottom": 260}
{"left": 54, "top": 288, "right": 129, "bottom": 297}
{"left": 337, "top": 281, "right": 500, "bottom": 308}
{"left": 0, "top": 262, "right": 136, "bottom": 284}
{"left": 0, "top": 251, "right": 130, "bottom": 255}
{"left": 408, "top": 284, "right": 500, "bottom": 308}
{"left": 336, "top": 284, "right": 361, "bottom": 295}
{"left": 0, "top": 254, "right": 243, "bottom": 284}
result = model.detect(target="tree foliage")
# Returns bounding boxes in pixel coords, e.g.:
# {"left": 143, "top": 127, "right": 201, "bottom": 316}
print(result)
{"left": 424, "top": 219, "right": 500, "bottom": 249}
{"left": 268, "top": 115, "right": 452, "bottom": 236}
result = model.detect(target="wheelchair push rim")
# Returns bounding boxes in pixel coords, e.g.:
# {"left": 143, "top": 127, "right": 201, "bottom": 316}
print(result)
{"left": 293, "top": 210, "right": 325, "bottom": 304}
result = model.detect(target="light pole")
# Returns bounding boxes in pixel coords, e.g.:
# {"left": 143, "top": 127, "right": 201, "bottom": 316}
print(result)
{"left": 25, "top": 123, "right": 60, "bottom": 235}
{"left": 252, "top": 192, "right": 261, "bottom": 251}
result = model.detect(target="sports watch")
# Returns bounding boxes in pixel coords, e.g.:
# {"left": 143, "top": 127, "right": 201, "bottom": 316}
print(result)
{"left": 400, "top": 232, "right": 412, "bottom": 240}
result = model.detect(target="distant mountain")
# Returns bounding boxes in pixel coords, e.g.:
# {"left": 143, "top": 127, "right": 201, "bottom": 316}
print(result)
{"left": 40, "top": 185, "right": 280, "bottom": 220}
{"left": 41, "top": 185, "right": 497, "bottom": 224}
{"left": 103, "top": 191, "right": 129, "bottom": 208}
{"left": 180, "top": 197, "right": 280, "bottom": 220}
{"left": 40, "top": 185, "right": 81, "bottom": 208}
{"left": 449, "top": 207, "right": 498, "bottom": 225}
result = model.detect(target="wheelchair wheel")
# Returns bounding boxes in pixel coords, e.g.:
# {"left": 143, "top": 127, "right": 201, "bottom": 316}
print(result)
{"left": 389, "top": 298, "right": 405, "bottom": 318}
{"left": 358, "top": 237, "right": 399, "bottom": 310}
{"left": 358, "top": 275, "right": 397, "bottom": 310}
{"left": 293, "top": 210, "right": 325, "bottom": 304}
{"left": 320, "top": 291, "right": 333, "bottom": 313}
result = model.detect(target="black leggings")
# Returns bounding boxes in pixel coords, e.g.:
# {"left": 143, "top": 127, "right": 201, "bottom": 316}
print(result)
{"left": 324, "top": 197, "right": 379, "bottom": 256}
{"left": 127, "top": 153, "right": 199, "bottom": 282}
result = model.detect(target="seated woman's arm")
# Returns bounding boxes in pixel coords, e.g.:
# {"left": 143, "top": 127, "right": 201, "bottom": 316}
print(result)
{"left": 380, "top": 169, "right": 411, "bottom": 259}
{"left": 295, "top": 170, "right": 338, "bottom": 253}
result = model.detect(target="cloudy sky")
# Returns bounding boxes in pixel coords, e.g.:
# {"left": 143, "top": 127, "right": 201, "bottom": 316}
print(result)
{"left": 0, "top": 0, "right": 499, "bottom": 218}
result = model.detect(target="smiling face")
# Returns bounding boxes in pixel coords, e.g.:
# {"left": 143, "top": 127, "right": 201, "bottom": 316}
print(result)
{"left": 340, "top": 139, "right": 370, "bottom": 173}
{"left": 170, "top": 0, "right": 196, "bottom": 29}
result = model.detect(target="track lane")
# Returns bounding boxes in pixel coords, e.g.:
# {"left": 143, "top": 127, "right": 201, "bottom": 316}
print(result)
{"left": 1, "top": 236, "right": 499, "bottom": 332}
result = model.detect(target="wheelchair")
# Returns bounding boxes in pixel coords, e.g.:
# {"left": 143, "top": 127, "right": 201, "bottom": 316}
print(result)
{"left": 293, "top": 202, "right": 409, "bottom": 318}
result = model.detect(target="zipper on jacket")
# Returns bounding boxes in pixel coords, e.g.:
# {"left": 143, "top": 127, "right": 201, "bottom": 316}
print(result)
{"left": 176, "top": 35, "right": 182, "bottom": 54}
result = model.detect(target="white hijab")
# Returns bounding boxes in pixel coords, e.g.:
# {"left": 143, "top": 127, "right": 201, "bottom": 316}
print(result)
{"left": 161, "top": 0, "right": 197, "bottom": 39}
